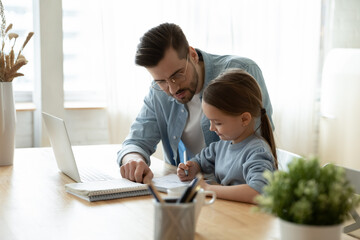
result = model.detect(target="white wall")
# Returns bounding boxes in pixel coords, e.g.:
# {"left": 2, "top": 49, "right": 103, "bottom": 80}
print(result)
{"left": 16, "top": 111, "right": 34, "bottom": 148}
{"left": 15, "top": 109, "right": 110, "bottom": 148}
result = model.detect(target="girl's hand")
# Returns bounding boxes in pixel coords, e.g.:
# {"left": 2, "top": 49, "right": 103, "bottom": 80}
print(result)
{"left": 177, "top": 161, "right": 200, "bottom": 181}
{"left": 199, "top": 178, "right": 210, "bottom": 190}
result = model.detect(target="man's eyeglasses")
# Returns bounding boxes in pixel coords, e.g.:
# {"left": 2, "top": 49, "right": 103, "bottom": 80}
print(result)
{"left": 151, "top": 55, "right": 189, "bottom": 91}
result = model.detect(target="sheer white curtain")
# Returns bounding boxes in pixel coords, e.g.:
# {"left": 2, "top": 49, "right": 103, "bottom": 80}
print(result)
{"left": 99, "top": 0, "right": 321, "bottom": 156}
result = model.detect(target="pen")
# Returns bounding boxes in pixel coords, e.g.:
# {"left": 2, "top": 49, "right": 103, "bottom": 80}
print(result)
{"left": 187, "top": 185, "right": 201, "bottom": 203}
{"left": 184, "top": 174, "right": 203, "bottom": 203}
{"left": 177, "top": 174, "right": 202, "bottom": 203}
{"left": 177, "top": 177, "right": 196, "bottom": 203}
{"left": 183, "top": 150, "right": 188, "bottom": 176}
{"left": 148, "top": 182, "right": 164, "bottom": 203}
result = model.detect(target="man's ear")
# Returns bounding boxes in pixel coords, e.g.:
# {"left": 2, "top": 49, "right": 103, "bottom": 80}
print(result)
{"left": 241, "top": 112, "right": 252, "bottom": 127}
{"left": 189, "top": 46, "right": 198, "bottom": 63}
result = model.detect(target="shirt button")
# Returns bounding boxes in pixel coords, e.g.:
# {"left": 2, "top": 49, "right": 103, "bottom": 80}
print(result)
{"left": 173, "top": 136, "right": 177, "bottom": 140}
{"left": 181, "top": 109, "right": 185, "bottom": 113}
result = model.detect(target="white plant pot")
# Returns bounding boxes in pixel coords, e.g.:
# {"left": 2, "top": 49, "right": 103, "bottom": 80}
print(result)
{"left": 279, "top": 218, "right": 343, "bottom": 240}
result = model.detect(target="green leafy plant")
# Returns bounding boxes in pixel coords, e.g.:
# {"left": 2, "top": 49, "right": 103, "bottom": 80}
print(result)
{"left": 255, "top": 157, "right": 360, "bottom": 225}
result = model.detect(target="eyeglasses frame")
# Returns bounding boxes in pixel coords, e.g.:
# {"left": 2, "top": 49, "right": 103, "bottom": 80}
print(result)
{"left": 151, "top": 54, "right": 189, "bottom": 91}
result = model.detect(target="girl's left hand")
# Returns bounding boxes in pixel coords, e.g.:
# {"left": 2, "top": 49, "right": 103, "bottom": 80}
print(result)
{"left": 199, "top": 178, "right": 210, "bottom": 190}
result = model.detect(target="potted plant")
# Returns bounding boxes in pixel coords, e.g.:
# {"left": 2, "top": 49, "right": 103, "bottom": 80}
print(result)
{"left": 255, "top": 157, "right": 360, "bottom": 240}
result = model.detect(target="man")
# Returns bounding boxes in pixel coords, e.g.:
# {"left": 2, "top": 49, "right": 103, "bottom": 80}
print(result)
{"left": 118, "top": 23, "right": 273, "bottom": 183}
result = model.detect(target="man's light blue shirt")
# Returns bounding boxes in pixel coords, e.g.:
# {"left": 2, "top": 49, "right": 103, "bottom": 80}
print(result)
{"left": 117, "top": 49, "right": 274, "bottom": 167}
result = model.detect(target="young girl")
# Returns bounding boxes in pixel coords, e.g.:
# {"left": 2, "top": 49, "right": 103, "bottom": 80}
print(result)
{"left": 177, "top": 69, "right": 277, "bottom": 204}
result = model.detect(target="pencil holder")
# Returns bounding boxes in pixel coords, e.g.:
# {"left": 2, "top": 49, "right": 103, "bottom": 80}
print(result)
{"left": 154, "top": 199, "right": 195, "bottom": 240}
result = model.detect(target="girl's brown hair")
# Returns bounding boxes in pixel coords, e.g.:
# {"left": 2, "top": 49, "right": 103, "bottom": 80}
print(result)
{"left": 203, "top": 69, "right": 277, "bottom": 169}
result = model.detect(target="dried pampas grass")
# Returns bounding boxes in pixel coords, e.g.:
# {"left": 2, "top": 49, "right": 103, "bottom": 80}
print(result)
{"left": 0, "top": 0, "right": 34, "bottom": 82}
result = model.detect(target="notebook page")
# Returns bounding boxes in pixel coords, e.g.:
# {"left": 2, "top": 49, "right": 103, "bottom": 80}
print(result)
{"left": 152, "top": 174, "right": 190, "bottom": 192}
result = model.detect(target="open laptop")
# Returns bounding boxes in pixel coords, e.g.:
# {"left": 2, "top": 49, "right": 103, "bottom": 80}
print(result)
{"left": 42, "top": 112, "right": 114, "bottom": 183}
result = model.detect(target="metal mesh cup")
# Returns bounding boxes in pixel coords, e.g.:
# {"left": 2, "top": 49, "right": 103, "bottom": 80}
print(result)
{"left": 154, "top": 199, "right": 195, "bottom": 240}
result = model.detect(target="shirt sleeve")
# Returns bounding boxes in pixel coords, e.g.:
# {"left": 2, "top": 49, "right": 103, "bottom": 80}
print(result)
{"left": 191, "top": 142, "right": 218, "bottom": 174}
{"left": 117, "top": 90, "right": 161, "bottom": 166}
{"left": 242, "top": 149, "right": 276, "bottom": 194}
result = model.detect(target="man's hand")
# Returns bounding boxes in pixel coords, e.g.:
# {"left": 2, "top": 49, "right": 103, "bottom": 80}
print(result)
{"left": 120, "top": 153, "right": 154, "bottom": 184}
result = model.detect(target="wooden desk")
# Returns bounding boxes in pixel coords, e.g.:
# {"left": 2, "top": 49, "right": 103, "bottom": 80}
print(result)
{"left": 0, "top": 145, "right": 356, "bottom": 240}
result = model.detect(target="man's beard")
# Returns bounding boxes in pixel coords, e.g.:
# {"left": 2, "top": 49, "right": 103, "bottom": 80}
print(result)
{"left": 172, "top": 64, "right": 199, "bottom": 104}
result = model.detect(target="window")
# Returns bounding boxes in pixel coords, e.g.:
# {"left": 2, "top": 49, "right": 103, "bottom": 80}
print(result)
{"left": 3, "top": 0, "right": 34, "bottom": 103}
{"left": 4, "top": 0, "right": 106, "bottom": 105}
{"left": 62, "top": 0, "right": 105, "bottom": 104}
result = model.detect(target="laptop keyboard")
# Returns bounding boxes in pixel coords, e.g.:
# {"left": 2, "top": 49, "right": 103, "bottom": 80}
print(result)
{"left": 79, "top": 167, "right": 115, "bottom": 182}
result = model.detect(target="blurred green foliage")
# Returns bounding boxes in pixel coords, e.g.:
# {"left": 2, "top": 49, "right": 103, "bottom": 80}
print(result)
{"left": 255, "top": 157, "right": 360, "bottom": 225}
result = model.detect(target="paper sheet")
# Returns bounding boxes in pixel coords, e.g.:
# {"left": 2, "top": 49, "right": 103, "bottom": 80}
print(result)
{"left": 152, "top": 174, "right": 190, "bottom": 192}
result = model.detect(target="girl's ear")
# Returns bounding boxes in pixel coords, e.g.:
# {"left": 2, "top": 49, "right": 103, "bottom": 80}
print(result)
{"left": 241, "top": 112, "right": 252, "bottom": 127}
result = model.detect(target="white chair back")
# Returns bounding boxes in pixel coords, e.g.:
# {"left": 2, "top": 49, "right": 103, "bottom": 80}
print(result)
{"left": 276, "top": 148, "right": 301, "bottom": 172}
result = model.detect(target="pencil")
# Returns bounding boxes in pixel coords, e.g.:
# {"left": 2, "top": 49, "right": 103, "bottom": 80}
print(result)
{"left": 148, "top": 182, "right": 164, "bottom": 203}
{"left": 177, "top": 174, "right": 203, "bottom": 203}
{"left": 185, "top": 174, "right": 203, "bottom": 203}
{"left": 184, "top": 150, "right": 188, "bottom": 176}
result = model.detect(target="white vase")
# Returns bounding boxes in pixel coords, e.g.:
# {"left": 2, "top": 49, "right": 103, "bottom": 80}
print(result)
{"left": 279, "top": 218, "right": 343, "bottom": 240}
{"left": 0, "top": 82, "right": 16, "bottom": 166}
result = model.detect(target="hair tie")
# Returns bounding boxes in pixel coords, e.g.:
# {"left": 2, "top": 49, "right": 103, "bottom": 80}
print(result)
{"left": 261, "top": 108, "right": 266, "bottom": 116}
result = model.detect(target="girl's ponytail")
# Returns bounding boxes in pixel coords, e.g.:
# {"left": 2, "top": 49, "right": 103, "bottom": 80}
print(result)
{"left": 260, "top": 108, "right": 278, "bottom": 169}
